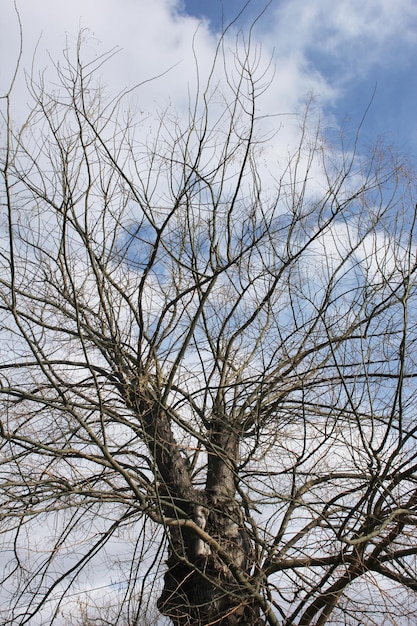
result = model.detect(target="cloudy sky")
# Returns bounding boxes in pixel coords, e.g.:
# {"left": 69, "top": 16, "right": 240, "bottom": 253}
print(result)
{"left": 1, "top": 0, "right": 416, "bottom": 164}
{"left": 0, "top": 2, "right": 416, "bottom": 620}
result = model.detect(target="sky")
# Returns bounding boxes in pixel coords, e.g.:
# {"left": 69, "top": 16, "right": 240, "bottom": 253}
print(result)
{"left": 1, "top": 0, "right": 416, "bottom": 165}
{"left": 0, "top": 2, "right": 416, "bottom": 621}
{"left": 182, "top": 0, "right": 417, "bottom": 155}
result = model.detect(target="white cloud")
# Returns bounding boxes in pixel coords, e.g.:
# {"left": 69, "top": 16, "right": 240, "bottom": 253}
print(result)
{"left": 2, "top": 0, "right": 416, "bottom": 124}
{"left": 269, "top": 0, "right": 417, "bottom": 82}
{"left": 1, "top": 1, "right": 214, "bottom": 118}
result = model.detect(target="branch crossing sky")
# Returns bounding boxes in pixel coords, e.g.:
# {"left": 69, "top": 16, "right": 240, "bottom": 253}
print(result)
{"left": 182, "top": 0, "right": 417, "bottom": 159}
{"left": 1, "top": 0, "right": 416, "bottom": 161}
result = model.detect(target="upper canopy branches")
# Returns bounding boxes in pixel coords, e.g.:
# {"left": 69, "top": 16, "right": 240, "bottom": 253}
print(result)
{"left": 1, "top": 27, "right": 417, "bottom": 625}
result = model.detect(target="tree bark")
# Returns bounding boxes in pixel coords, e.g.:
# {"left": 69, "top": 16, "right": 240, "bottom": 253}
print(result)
{"left": 157, "top": 502, "right": 264, "bottom": 626}
{"left": 151, "top": 412, "right": 263, "bottom": 624}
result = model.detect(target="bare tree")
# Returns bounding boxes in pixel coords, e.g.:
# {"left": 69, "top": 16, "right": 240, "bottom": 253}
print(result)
{"left": 1, "top": 17, "right": 417, "bottom": 626}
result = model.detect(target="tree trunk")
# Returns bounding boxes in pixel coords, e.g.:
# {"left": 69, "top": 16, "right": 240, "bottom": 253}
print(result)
{"left": 157, "top": 417, "right": 264, "bottom": 625}
{"left": 126, "top": 378, "right": 264, "bottom": 624}
{"left": 157, "top": 497, "right": 264, "bottom": 626}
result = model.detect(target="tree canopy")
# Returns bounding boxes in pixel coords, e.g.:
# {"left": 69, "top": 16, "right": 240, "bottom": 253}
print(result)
{"left": 1, "top": 19, "right": 417, "bottom": 626}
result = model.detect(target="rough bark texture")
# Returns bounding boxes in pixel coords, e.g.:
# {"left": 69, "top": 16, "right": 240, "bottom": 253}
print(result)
{"left": 157, "top": 499, "right": 264, "bottom": 626}
{"left": 141, "top": 405, "right": 263, "bottom": 624}
{"left": 125, "top": 379, "right": 263, "bottom": 624}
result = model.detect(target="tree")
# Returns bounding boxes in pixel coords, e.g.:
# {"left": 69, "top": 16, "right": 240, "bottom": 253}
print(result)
{"left": 1, "top": 17, "right": 417, "bottom": 626}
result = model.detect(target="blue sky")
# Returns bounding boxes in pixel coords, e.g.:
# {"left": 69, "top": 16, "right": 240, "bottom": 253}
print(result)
{"left": 181, "top": 0, "right": 417, "bottom": 160}
{"left": 182, "top": 0, "right": 262, "bottom": 30}
{"left": 0, "top": 1, "right": 416, "bottom": 620}
{"left": 1, "top": 0, "right": 416, "bottom": 163}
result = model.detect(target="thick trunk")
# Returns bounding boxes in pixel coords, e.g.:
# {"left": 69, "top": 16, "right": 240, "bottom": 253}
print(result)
{"left": 157, "top": 498, "right": 264, "bottom": 626}
{"left": 127, "top": 381, "right": 263, "bottom": 623}
{"left": 206, "top": 419, "right": 240, "bottom": 500}
{"left": 156, "top": 419, "right": 263, "bottom": 624}
{"left": 125, "top": 377, "right": 195, "bottom": 511}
